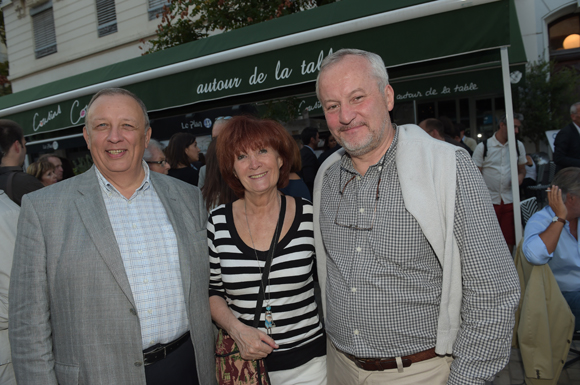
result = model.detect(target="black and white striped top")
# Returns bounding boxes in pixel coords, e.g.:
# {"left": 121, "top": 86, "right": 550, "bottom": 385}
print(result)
{"left": 208, "top": 197, "right": 325, "bottom": 371}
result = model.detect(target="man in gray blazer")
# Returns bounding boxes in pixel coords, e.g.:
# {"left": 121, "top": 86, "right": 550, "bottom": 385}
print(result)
{"left": 9, "top": 88, "right": 216, "bottom": 385}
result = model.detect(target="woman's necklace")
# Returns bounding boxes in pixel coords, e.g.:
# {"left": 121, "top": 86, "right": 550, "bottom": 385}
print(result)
{"left": 244, "top": 195, "right": 281, "bottom": 335}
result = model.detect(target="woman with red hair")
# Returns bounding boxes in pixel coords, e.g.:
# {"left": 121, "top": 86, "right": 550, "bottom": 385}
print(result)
{"left": 208, "top": 115, "right": 326, "bottom": 384}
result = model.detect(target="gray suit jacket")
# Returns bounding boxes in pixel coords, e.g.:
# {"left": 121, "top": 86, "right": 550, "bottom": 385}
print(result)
{"left": 9, "top": 167, "right": 216, "bottom": 385}
{"left": 0, "top": 191, "right": 19, "bottom": 385}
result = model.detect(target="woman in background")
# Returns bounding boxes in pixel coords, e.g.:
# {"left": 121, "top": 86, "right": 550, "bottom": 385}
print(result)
{"left": 317, "top": 134, "right": 340, "bottom": 166}
{"left": 165, "top": 132, "right": 200, "bottom": 186}
{"left": 201, "top": 139, "right": 236, "bottom": 212}
{"left": 279, "top": 138, "right": 311, "bottom": 201}
{"left": 27, "top": 158, "right": 58, "bottom": 187}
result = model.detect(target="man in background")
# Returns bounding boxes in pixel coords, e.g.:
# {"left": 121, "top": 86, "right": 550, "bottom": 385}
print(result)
{"left": 143, "top": 139, "right": 170, "bottom": 175}
{"left": 0, "top": 120, "right": 43, "bottom": 205}
{"left": 300, "top": 126, "right": 320, "bottom": 196}
{"left": 472, "top": 113, "right": 527, "bottom": 252}
{"left": 419, "top": 118, "right": 445, "bottom": 141}
{"left": 458, "top": 123, "right": 477, "bottom": 152}
{"left": 553, "top": 102, "right": 580, "bottom": 173}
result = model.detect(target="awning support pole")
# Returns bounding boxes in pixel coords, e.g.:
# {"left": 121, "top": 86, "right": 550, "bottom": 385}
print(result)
{"left": 500, "top": 46, "right": 523, "bottom": 249}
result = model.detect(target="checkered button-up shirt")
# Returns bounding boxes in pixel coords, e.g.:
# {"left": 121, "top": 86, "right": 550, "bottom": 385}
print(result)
{"left": 320, "top": 128, "right": 518, "bottom": 384}
{"left": 320, "top": 129, "right": 441, "bottom": 358}
{"left": 96, "top": 162, "right": 189, "bottom": 349}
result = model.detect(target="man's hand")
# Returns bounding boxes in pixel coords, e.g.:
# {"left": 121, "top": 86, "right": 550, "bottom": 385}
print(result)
{"left": 518, "top": 164, "right": 526, "bottom": 185}
{"left": 538, "top": 185, "right": 567, "bottom": 254}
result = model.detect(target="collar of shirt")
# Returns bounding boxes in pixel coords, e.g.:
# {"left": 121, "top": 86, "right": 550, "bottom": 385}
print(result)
{"left": 95, "top": 160, "right": 151, "bottom": 200}
{"left": 489, "top": 132, "right": 507, "bottom": 147}
{"left": 305, "top": 145, "right": 316, "bottom": 155}
{"left": 573, "top": 121, "right": 580, "bottom": 135}
{"left": 339, "top": 125, "right": 398, "bottom": 177}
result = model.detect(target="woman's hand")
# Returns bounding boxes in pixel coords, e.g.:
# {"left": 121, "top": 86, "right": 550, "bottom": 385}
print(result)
{"left": 209, "top": 296, "right": 278, "bottom": 360}
{"left": 229, "top": 322, "right": 279, "bottom": 360}
{"left": 548, "top": 185, "right": 567, "bottom": 220}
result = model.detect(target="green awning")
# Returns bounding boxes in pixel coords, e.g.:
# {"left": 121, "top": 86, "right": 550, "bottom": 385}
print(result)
{"left": 0, "top": 0, "right": 521, "bottom": 136}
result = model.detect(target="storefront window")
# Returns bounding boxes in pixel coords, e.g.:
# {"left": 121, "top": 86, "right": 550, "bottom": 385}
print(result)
{"left": 437, "top": 99, "right": 456, "bottom": 122}
{"left": 417, "top": 102, "right": 435, "bottom": 123}
{"left": 475, "top": 99, "right": 494, "bottom": 140}
{"left": 459, "top": 98, "right": 470, "bottom": 130}
{"left": 475, "top": 97, "right": 504, "bottom": 141}
{"left": 392, "top": 102, "right": 415, "bottom": 125}
{"left": 549, "top": 14, "right": 580, "bottom": 52}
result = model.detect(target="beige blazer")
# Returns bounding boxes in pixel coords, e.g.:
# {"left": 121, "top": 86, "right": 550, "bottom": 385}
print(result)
{"left": 514, "top": 241, "right": 575, "bottom": 384}
{"left": 9, "top": 167, "right": 216, "bottom": 385}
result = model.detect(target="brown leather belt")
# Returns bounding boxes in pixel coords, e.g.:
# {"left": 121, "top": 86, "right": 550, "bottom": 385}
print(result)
{"left": 342, "top": 347, "right": 438, "bottom": 371}
{"left": 143, "top": 331, "right": 190, "bottom": 366}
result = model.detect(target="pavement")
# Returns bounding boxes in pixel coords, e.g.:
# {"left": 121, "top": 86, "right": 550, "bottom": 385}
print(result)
{"left": 485, "top": 343, "right": 580, "bottom": 385}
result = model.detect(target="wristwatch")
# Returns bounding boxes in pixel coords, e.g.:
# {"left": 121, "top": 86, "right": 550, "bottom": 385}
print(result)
{"left": 552, "top": 216, "right": 566, "bottom": 224}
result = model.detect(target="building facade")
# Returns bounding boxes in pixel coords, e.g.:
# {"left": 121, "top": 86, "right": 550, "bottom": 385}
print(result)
{"left": 1, "top": 0, "right": 165, "bottom": 93}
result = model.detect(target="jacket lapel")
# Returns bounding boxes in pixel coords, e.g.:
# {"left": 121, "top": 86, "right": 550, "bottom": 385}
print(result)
{"left": 74, "top": 167, "right": 136, "bottom": 306}
{"left": 150, "top": 173, "right": 192, "bottom": 302}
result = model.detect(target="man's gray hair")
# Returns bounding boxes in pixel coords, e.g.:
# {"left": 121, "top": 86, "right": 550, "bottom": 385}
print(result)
{"left": 85, "top": 88, "right": 150, "bottom": 130}
{"left": 500, "top": 113, "right": 524, "bottom": 124}
{"left": 570, "top": 102, "right": 580, "bottom": 115}
{"left": 315, "top": 48, "right": 389, "bottom": 100}
{"left": 143, "top": 139, "right": 164, "bottom": 161}
{"left": 552, "top": 167, "right": 580, "bottom": 201}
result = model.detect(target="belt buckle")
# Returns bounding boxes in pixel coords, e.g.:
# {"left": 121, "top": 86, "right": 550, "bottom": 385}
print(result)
{"left": 377, "top": 358, "right": 397, "bottom": 371}
{"left": 147, "top": 345, "right": 165, "bottom": 355}
{"left": 354, "top": 357, "right": 368, "bottom": 369}
{"left": 143, "top": 345, "right": 167, "bottom": 366}
{"left": 400, "top": 358, "right": 412, "bottom": 368}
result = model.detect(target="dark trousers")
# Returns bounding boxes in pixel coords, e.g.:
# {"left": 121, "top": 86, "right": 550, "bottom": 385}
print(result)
{"left": 144, "top": 335, "right": 200, "bottom": 385}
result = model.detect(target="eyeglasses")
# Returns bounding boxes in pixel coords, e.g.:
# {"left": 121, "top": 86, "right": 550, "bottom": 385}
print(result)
{"left": 146, "top": 159, "right": 167, "bottom": 166}
{"left": 215, "top": 116, "right": 232, "bottom": 121}
{"left": 334, "top": 164, "right": 384, "bottom": 231}
{"left": 334, "top": 174, "right": 381, "bottom": 231}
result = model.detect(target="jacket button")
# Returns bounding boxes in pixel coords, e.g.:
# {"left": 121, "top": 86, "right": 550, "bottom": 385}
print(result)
{"left": 130, "top": 308, "right": 137, "bottom": 315}
{"left": 134, "top": 361, "right": 142, "bottom": 367}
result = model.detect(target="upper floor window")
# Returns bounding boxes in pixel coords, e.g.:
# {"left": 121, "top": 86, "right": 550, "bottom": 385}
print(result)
{"left": 549, "top": 14, "right": 580, "bottom": 52}
{"left": 148, "top": 0, "right": 169, "bottom": 20}
{"left": 31, "top": 0, "right": 57, "bottom": 59}
{"left": 96, "top": 0, "right": 117, "bottom": 37}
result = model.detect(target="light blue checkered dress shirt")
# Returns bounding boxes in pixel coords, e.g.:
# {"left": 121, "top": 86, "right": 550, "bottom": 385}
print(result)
{"left": 95, "top": 162, "right": 189, "bottom": 349}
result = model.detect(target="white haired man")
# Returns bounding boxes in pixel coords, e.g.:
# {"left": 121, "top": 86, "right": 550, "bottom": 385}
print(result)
{"left": 314, "top": 48, "right": 520, "bottom": 385}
